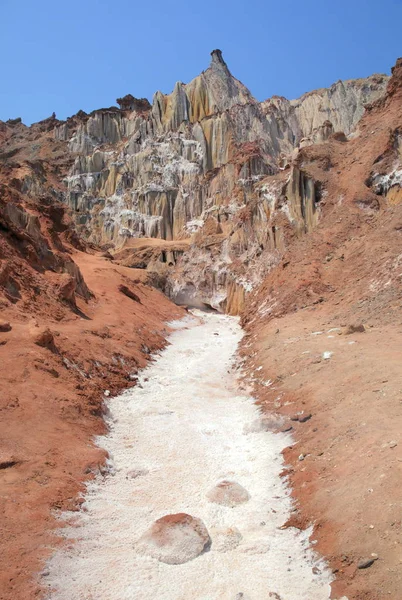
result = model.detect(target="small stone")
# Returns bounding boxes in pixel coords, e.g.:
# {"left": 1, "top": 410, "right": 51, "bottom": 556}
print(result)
{"left": 119, "top": 284, "right": 141, "bottom": 304}
{"left": 344, "top": 323, "right": 365, "bottom": 335}
{"left": 33, "top": 328, "right": 56, "bottom": 350}
{"left": 126, "top": 468, "right": 149, "bottom": 479}
{"left": 298, "top": 413, "right": 312, "bottom": 423}
{"left": 0, "top": 320, "right": 11, "bottom": 332}
{"left": 298, "top": 454, "right": 305, "bottom": 461}
{"left": 207, "top": 480, "right": 250, "bottom": 507}
{"left": 389, "top": 441, "right": 398, "bottom": 449}
{"left": 104, "top": 390, "right": 110, "bottom": 397}
{"left": 357, "top": 557, "right": 376, "bottom": 569}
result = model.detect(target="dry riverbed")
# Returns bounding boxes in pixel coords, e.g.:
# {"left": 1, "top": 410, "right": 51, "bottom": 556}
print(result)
{"left": 45, "top": 311, "right": 332, "bottom": 600}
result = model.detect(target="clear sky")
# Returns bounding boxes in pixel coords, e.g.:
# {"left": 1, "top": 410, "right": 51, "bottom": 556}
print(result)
{"left": 2, "top": 0, "right": 402, "bottom": 125}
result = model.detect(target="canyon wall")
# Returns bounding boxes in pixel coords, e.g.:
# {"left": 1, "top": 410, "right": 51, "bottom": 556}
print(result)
{"left": 49, "top": 50, "right": 388, "bottom": 312}
{"left": 2, "top": 50, "right": 390, "bottom": 313}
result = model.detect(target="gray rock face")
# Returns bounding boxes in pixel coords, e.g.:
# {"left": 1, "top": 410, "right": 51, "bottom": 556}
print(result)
{"left": 54, "top": 52, "right": 388, "bottom": 311}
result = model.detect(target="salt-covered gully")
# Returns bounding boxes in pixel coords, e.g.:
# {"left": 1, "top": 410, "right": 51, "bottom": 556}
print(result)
{"left": 45, "top": 311, "right": 332, "bottom": 600}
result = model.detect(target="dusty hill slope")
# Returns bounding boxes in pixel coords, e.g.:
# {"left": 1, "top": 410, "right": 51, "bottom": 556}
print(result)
{"left": 241, "top": 59, "right": 402, "bottom": 600}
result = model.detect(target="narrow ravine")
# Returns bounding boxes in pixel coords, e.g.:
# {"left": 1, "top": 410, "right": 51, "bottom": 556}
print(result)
{"left": 45, "top": 311, "right": 332, "bottom": 600}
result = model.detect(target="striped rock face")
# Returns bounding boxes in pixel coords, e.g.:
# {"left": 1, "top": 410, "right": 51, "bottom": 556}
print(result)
{"left": 48, "top": 51, "right": 388, "bottom": 313}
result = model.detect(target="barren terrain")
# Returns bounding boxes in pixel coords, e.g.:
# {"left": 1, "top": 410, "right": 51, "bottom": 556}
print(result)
{"left": 0, "top": 251, "right": 183, "bottom": 600}
{"left": 1, "top": 52, "right": 402, "bottom": 600}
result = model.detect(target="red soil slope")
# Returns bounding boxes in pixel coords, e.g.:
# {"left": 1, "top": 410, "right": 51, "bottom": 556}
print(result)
{"left": 0, "top": 120, "right": 184, "bottom": 599}
{"left": 0, "top": 250, "right": 183, "bottom": 600}
{"left": 242, "top": 60, "right": 402, "bottom": 599}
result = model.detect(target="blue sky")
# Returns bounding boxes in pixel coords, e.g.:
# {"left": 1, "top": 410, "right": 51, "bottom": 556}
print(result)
{"left": 2, "top": 0, "right": 402, "bottom": 125}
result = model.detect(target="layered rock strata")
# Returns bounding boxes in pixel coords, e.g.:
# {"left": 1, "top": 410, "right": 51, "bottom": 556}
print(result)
{"left": 1, "top": 50, "right": 390, "bottom": 312}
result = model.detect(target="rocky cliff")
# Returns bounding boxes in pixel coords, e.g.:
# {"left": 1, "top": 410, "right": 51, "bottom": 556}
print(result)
{"left": 0, "top": 51, "right": 390, "bottom": 315}
{"left": 33, "top": 49, "right": 385, "bottom": 313}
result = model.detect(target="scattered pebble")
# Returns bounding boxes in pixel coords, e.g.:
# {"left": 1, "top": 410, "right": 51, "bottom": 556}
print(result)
{"left": 322, "top": 351, "right": 333, "bottom": 360}
{"left": 291, "top": 412, "right": 312, "bottom": 423}
{"left": 358, "top": 556, "right": 378, "bottom": 569}
{"left": 389, "top": 441, "right": 398, "bottom": 449}
{"left": 344, "top": 323, "right": 366, "bottom": 335}
{"left": 0, "top": 320, "right": 12, "bottom": 332}
{"left": 104, "top": 390, "right": 110, "bottom": 397}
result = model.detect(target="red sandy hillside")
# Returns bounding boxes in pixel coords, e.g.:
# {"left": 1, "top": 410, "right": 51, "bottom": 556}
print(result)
{"left": 241, "top": 59, "right": 402, "bottom": 600}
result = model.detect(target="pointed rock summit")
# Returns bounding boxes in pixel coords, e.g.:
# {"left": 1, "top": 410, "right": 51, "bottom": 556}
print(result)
{"left": 210, "top": 48, "right": 228, "bottom": 69}
{"left": 152, "top": 49, "right": 255, "bottom": 132}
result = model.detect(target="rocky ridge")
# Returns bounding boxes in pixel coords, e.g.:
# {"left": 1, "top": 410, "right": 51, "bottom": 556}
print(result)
{"left": 6, "top": 49, "right": 386, "bottom": 313}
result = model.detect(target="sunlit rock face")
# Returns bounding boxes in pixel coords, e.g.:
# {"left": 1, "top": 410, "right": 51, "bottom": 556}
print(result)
{"left": 53, "top": 50, "right": 388, "bottom": 313}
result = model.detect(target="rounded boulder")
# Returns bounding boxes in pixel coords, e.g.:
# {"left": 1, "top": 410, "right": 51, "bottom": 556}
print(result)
{"left": 137, "top": 513, "right": 211, "bottom": 564}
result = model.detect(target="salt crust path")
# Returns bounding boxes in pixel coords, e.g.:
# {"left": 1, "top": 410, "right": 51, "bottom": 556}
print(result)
{"left": 46, "top": 311, "right": 332, "bottom": 600}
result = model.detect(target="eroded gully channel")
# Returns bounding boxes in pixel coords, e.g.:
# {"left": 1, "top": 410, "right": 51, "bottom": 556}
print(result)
{"left": 45, "top": 311, "right": 332, "bottom": 600}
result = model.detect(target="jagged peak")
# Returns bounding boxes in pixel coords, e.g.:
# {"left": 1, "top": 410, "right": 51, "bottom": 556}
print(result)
{"left": 116, "top": 94, "right": 151, "bottom": 112}
{"left": 210, "top": 49, "right": 227, "bottom": 69}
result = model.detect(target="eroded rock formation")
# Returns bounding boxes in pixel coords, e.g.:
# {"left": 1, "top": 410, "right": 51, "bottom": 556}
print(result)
{"left": 0, "top": 51, "right": 392, "bottom": 313}
{"left": 43, "top": 50, "right": 387, "bottom": 312}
